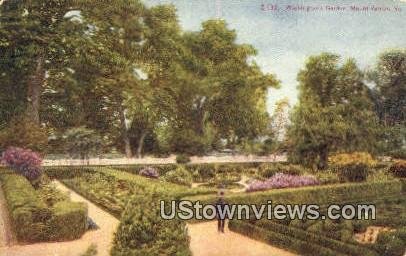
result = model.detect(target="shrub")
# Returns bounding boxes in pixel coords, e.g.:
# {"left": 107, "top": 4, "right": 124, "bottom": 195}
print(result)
{"left": 330, "top": 152, "right": 376, "bottom": 182}
{"left": 375, "top": 230, "right": 406, "bottom": 256}
{"left": 111, "top": 194, "right": 191, "bottom": 256}
{"left": 247, "top": 173, "right": 319, "bottom": 192}
{"left": 195, "top": 164, "right": 215, "bottom": 182}
{"left": 139, "top": 167, "right": 159, "bottom": 179}
{"left": 0, "top": 116, "right": 48, "bottom": 153}
{"left": 389, "top": 160, "right": 406, "bottom": 178}
{"left": 1, "top": 147, "right": 43, "bottom": 183}
{"left": 176, "top": 154, "right": 191, "bottom": 164}
{"left": 259, "top": 163, "right": 304, "bottom": 178}
{"left": 316, "top": 171, "right": 340, "bottom": 184}
{"left": 49, "top": 201, "right": 88, "bottom": 241}
{"left": 0, "top": 172, "right": 87, "bottom": 243}
{"left": 163, "top": 166, "right": 193, "bottom": 187}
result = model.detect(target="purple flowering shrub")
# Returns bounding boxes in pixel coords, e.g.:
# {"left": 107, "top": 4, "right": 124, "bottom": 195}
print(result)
{"left": 139, "top": 167, "right": 159, "bottom": 179}
{"left": 247, "top": 173, "right": 319, "bottom": 192}
{"left": 1, "top": 147, "right": 43, "bottom": 182}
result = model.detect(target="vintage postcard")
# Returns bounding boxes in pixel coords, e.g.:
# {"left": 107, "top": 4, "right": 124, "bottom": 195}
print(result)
{"left": 0, "top": 0, "right": 405, "bottom": 255}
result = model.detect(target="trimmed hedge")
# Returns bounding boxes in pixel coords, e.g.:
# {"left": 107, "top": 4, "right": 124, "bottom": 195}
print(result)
{"left": 229, "top": 220, "right": 379, "bottom": 256}
{"left": 111, "top": 194, "right": 191, "bottom": 256}
{"left": 0, "top": 173, "right": 87, "bottom": 242}
{"left": 184, "top": 180, "right": 403, "bottom": 206}
{"left": 49, "top": 201, "right": 88, "bottom": 241}
{"left": 44, "top": 162, "right": 263, "bottom": 182}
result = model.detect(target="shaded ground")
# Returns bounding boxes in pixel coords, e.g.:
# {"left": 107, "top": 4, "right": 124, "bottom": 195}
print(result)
{"left": 188, "top": 221, "right": 296, "bottom": 256}
{"left": 0, "top": 181, "right": 119, "bottom": 256}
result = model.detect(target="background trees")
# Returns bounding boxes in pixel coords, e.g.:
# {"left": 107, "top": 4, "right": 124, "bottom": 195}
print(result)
{"left": 0, "top": 1, "right": 277, "bottom": 157}
{"left": 287, "top": 53, "right": 380, "bottom": 169}
{"left": 369, "top": 50, "right": 406, "bottom": 158}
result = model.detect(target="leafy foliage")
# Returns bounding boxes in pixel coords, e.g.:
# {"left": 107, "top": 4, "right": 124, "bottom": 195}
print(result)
{"left": 63, "top": 127, "right": 102, "bottom": 159}
{"left": 330, "top": 152, "right": 376, "bottom": 182}
{"left": 0, "top": 116, "right": 48, "bottom": 153}
{"left": 111, "top": 194, "right": 191, "bottom": 256}
{"left": 1, "top": 147, "right": 43, "bottom": 183}
{"left": 139, "top": 167, "right": 160, "bottom": 179}
{"left": 247, "top": 173, "right": 319, "bottom": 192}
{"left": 0, "top": 172, "right": 87, "bottom": 242}
{"left": 163, "top": 166, "right": 193, "bottom": 186}
{"left": 176, "top": 154, "right": 191, "bottom": 164}
{"left": 389, "top": 160, "right": 406, "bottom": 178}
{"left": 287, "top": 54, "right": 380, "bottom": 169}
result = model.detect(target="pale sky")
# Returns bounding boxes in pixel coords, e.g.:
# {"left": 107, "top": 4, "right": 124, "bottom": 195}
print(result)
{"left": 145, "top": 0, "right": 406, "bottom": 113}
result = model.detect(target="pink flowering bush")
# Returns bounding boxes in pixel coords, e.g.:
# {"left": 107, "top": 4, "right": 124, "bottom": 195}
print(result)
{"left": 247, "top": 173, "right": 319, "bottom": 192}
{"left": 1, "top": 147, "right": 43, "bottom": 182}
{"left": 139, "top": 167, "right": 159, "bottom": 179}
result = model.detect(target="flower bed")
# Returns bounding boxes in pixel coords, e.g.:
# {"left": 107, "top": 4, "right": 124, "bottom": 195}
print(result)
{"left": 47, "top": 167, "right": 216, "bottom": 217}
{"left": 229, "top": 195, "right": 406, "bottom": 256}
{"left": 247, "top": 173, "right": 319, "bottom": 192}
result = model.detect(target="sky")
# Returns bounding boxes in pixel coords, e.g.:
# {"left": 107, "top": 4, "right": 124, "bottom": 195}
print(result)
{"left": 144, "top": 0, "right": 406, "bottom": 114}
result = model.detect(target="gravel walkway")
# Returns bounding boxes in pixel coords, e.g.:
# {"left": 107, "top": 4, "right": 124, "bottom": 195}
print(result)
{"left": 188, "top": 221, "right": 296, "bottom": 256}
{"left": 0, "top": 181, "right": 119, "bottom": 256}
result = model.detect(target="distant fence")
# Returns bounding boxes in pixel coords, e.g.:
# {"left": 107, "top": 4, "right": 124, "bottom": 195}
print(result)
{"left": 42, "top": 154, "right": 287, "bottom": 166}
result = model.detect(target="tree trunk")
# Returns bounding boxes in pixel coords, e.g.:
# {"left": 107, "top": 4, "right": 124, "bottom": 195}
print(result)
{"left": 136, "top": 131, "right": 147, "bottom": 158}
{"left": 119, "top": 105, "right": 133, "bottom": 158}
{"left": 317, "top": 146, "right": 329, "bottom": 170}
{"left": 26, "top": 56, "right": 45, "bottom": 124}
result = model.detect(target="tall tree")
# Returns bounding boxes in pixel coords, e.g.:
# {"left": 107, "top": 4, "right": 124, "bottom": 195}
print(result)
{"left": 369, "top": 49, "right": 406, "bottom": 156}
{"left": 0, "top": 0, "right": 81, "bottom": 124}
{"left": 288, "top": 53, "right": 379, "bottom": 169}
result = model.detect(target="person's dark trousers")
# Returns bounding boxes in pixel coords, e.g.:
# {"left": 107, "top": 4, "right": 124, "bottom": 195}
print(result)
{"left": 217, "top": 218, "right": 225, "bottom": 232}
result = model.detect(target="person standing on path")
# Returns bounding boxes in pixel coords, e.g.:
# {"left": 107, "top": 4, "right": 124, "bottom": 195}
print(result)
{"left": 215, "top": 189, "right": 227, "bottom": 233}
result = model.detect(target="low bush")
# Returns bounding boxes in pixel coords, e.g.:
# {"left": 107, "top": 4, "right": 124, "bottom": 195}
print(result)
{"left": 315, "top": 171, "right": 340, "bottom": 184}
{"left": 176, "top": 154, "right": 191, "bottom": 164}
{"left": 259, "top": 163, "right": 304, "bottom": 178}
{"left": 194, "top": 164, "right": 215, "bottom": 182}
{"left": 389, "top": 160, "right": 406, "bottom": 178}
{"left": 1, "top": 147, "right": 43, "bottom": 184}
{"left": 139, "top": 167, "right": 159, "bottom": 179}
{"left": 111, "top": 194, "right": 191, "bottom": 256}
{"left": 247, "top": 173, "right": 319, "bottom": 192}
{"left": 163, "top": 166, "right": 193, "bottom": 186}
{"left": 329, "top": 152, "right": 377, "bottom": 182}
{"left": 0, "top": 172, "right": 87, "bottom": 242}
{"left": 49, "top": 201, "right": 88, "bottom": 241}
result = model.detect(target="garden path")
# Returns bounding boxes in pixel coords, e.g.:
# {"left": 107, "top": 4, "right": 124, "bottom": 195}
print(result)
{"left": 0, "top": 181, "right": 119, "bottom": 256}
{"left": 188, "top": 221, "right": 297, "bottom": 256}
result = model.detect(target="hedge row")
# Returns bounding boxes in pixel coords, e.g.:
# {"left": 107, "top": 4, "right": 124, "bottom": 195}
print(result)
{"left": 0, "top": 173, "right": 87, "bottom": 242}
{"left": 184, "top": 180, "right": 403, "bottom": 206}
{"left": 229, "top": 220, "right": 379, "bottom": 256}
{"left": 44, "top": 162, "right": 264, "bottom": 182}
